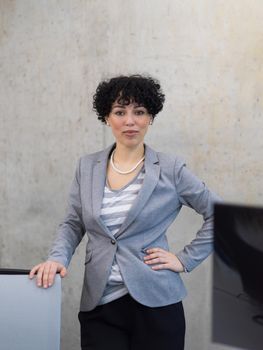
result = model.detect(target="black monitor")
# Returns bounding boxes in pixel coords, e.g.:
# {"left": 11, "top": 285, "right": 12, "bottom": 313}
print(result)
{"left": 212, "top": 203, "right": 263, "bottom": 350}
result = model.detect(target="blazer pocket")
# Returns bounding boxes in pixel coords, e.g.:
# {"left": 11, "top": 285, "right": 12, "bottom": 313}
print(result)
{"left": 84, "top": 250, "right": 92, "bottom": 265}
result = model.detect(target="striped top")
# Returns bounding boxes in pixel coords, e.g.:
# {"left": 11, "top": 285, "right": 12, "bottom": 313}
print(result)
{"left": 98, "top": 167, "right": 145, "bottom": 305}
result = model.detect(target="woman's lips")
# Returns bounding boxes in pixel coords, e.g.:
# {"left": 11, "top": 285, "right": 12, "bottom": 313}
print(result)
{"left": 123, "top": 130, "right": 139, "bottom": 136}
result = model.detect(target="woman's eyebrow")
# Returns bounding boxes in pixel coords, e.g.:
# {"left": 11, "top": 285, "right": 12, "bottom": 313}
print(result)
{"left": 111, "top": 104, "right": 145, "bottom": 109}
{"left": 112, "top": 104, "right": 126, "bottom": 109}
{"left": 134, "top": 105, "right": 145, "bottom": 108}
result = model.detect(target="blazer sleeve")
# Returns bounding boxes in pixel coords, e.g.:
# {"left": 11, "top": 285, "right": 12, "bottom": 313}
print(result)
{"left": 174, "top": 161, "right": 222, "bottom": 272}
{"left": 47, "top": 158, "right": 85, "bottom": 268}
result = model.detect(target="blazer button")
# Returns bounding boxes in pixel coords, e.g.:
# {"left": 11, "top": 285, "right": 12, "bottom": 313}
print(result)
{"left": 111, "top": 239, "right": 116, "bottom": 245}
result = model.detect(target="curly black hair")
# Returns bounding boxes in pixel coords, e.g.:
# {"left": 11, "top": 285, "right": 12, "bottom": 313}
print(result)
{"left": 93, "top": 74, "right": 165, "bottom": 123}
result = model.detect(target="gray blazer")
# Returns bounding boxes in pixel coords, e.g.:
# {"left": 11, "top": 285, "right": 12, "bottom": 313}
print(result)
{"left": 48, "top": 144, "right": 220, "bottom": 311}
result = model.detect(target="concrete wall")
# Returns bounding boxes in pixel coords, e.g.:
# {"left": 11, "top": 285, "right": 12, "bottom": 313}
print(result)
{"left": 1, "top": 1, "right": 262, "bottom": 349}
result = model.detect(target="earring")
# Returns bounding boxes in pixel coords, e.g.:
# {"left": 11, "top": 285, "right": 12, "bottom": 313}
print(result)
{"left": 149, "top": 119, "right": 153, "bottom": 125}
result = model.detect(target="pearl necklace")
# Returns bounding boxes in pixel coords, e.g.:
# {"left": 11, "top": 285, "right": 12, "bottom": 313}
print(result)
{"left": 110, "top": 150, "right": 145, "bottom": 175}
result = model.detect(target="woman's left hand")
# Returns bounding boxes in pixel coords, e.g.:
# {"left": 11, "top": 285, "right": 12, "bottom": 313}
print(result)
{"left": 143, "top": 247, "right": 185, "bottom": 273}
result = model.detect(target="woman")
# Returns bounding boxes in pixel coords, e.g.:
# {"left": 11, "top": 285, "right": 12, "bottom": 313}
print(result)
{"left": 29, "top": 75, "right": 220, "bottom": 350}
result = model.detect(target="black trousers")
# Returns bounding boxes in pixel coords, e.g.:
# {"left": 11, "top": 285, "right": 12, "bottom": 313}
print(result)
{"left": 78, "top": 294, "right": 185, "bottom": 350}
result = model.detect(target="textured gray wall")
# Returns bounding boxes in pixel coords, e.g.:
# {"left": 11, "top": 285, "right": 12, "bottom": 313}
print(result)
{"left": 1, "top": 1, "right": 262, "bottom": 349}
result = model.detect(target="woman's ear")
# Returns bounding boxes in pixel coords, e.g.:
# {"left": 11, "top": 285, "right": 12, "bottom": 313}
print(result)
{"left": 149, "top": 116, "right": 153, "bottom": 125}
{"left": 105, "top": 117, "right": 110, "bottom": 126}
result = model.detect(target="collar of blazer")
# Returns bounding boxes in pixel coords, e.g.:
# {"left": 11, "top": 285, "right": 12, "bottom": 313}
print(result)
{"left": 91, "top": 143, "right": 160, "bottom": 239}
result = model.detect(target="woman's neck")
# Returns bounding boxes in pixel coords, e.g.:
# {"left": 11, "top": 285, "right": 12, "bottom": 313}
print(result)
{"left": 113, "top": 143, "right": 145, "bottom": 165}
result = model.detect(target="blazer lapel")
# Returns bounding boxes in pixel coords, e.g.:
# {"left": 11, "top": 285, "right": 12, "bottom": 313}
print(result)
{"left": 115, "top": 145, "right": 160, "bottom": 239}
{"left": 91, "top": 144, "right": 115, "bottom": 237}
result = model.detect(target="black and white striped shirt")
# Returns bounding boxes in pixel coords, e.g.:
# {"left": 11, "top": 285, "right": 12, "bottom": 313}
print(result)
{"left": 98, "top": 167, "right": 145, "bottom": 305}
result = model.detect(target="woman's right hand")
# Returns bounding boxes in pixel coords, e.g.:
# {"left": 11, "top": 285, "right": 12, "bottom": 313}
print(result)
{"left": 29, "top": 260, "right": 67, "bottom": 288}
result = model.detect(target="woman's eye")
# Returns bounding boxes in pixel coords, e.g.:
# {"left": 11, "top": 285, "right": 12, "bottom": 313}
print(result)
{"left": 115, "top": 111, "right": 124, "bottom": 116}
{"left": 135, "top": 110, "right": 145, "bottom": 115}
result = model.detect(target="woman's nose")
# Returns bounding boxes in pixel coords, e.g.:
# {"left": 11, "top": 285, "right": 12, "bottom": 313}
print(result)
{"left": 124, "top": 112, "right": 135, "bottom": 125}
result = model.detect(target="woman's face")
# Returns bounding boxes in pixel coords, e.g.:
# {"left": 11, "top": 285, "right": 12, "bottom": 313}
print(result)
{"left": 106, "top": 101, "right": 153, "bottom": 148}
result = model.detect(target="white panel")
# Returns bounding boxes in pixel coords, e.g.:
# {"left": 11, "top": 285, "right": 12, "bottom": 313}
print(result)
{"left": 0, "top": 272, "right": 61, "bottom": 350}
